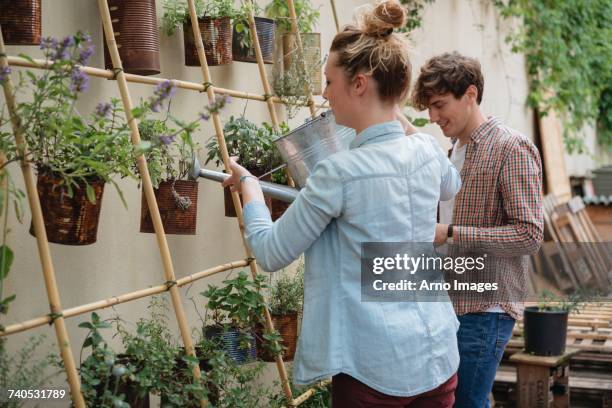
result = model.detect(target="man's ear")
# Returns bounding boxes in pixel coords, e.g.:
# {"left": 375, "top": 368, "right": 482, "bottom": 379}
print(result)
{"left": 465, "top": 84, "right": 479, "bottom": 103}
{"left": 352, "top": 73, "right": 368, "bottom": 97}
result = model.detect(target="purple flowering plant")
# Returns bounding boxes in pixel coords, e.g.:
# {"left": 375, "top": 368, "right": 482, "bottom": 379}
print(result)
{"left": 7, "top": 32, "right": 136, "bottom": 205}
{"left": 134, "top": 81, "right": 230, "bottom": 188}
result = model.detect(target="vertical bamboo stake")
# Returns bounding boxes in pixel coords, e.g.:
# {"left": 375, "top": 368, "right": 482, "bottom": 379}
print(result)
{"left": 244, "top": 2, "right": 281, "bottom": 132}
{"left": 95, "top": 3, "right": 206, "bottom": 407}
{"left": 186, "top": 0, "right": 294, "bottom": 402}
{"left": 0, "top": 28, "right": 86, "bottom": 408}
{"left": 330, "top": 0, "right": 341, "bottom": 33}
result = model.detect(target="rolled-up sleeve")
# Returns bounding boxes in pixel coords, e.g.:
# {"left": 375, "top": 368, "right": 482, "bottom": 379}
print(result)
{"left": 243, "top": 159, "right": 344, "bottom": 272}
{"left": 426, "top": 134, "right": 461, "bottom": 201}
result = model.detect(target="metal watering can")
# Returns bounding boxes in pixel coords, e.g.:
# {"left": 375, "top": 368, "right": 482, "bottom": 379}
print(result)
{"left": 190, "top": 111, "right": 355, "bottom": 203}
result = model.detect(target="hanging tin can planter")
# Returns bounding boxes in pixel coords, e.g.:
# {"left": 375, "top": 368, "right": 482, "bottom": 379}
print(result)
{"left": 103, "top": 0, "right": 160, "bottom": 76}
{"left": 29, "top": 171, "right": 105, "bottom": 245}
{"left": 224, "top": 170, "right": 272, "bottom": 218}
{"left": 232, "top": 17, "right": 275, "bottom": 64}
{"left": 183, "top": 17, "right": 233, "bottom": 67}
{"left": 282, "top": 32, "right": 322, "bottom": 95}
{"left": 140, "top": 179, "right": 199, "bottom": 235}
{"left": 204, "top": 326, "right": 257, "bottom": 364}
{"left": 256, "top": 312, "right": 299, "bottom": 362}
{"left": 0, "top": 0, "right": 42, "bottom": 45}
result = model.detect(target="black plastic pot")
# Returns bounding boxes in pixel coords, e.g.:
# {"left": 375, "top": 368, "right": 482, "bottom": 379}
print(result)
{"left": 523, "top": 306, "right": 569, "bottom": 356}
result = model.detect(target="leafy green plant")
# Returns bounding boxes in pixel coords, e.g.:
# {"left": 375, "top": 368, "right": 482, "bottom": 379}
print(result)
{"left": 493, "top": 0, "right": 612, "bottom": 152}
{"left": 202, "top": 271, "right": 268, "bottom": 330}
{"left": 10, "top": 33, "right": 136, "bottom": 205}
{"left": 205, "top": 116, "right": 284, "bottom": 174}
{"left": 267, "top": 263, "right": 304, "bottom": 315}
{"left": 265, "top": 0, "right": 320, "bottom": 34}
{"left": 115, "top": 296, "right": 207, "bottom": 407}
{"left": 233, "top": 2, "right": 265, "bottom": 52}
{"left": 162, "top": 0, "right": 237, "bottom": 36}
{"left": 535, "top": 290, "right": 597, "bottom": 313}
{"left": 78, "top": 313, "right": 132, "bottom": 408}
{"left": 0, "top": 335, "right": 60, "bottom": 408}
{"left": 134, "top": 84, "right": 228, "bottom": 195}
{"left": 268, "top": 379, "right": 331, "bottom": 407}
{"left": 273, "top": 50, "right": 317, "bottom": 119}
{"left": 398, "top": 0, "right": 435, "bottom": 34}
{"left": 195, "top": 337, "right": 272, "bottom": 408}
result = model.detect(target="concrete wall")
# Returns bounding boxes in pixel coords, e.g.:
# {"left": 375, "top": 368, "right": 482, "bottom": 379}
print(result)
{"left": 2, "top": 0, "right": 532, "bottom": 403}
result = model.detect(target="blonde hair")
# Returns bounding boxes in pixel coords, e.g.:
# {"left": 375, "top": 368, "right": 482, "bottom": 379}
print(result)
{"left": 330, "top": 0, "right": 411, "bottom": 102}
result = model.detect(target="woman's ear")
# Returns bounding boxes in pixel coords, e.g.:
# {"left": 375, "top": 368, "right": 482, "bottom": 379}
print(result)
{"left": 352, "top": 73, "right": 369, "bottom": 97}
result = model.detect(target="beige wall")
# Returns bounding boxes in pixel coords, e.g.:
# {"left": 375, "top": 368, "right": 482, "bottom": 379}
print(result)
{"left": 2, "top": 0, "right": 531, "bottom": 402}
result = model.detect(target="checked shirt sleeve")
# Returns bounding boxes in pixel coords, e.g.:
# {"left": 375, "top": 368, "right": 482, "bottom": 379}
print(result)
{"left": 454, "top": 138, "right": 544, "bottom": 256}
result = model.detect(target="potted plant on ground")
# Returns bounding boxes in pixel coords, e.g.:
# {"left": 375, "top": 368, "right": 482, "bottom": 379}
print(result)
{"left": 523, "top": 291, "right": 587, "bottom": 356}
{"left": 103, "top": 0, "right": 161, "bottom": 75}
{"left": 136, "top": 83, "right": 229, "bottom": 235}
{"left": 162, "top": 0, "right": 236, "bottom": 66}
{"left": 204, "top": 117, "right": 282, "bottom": 217}
{"left": 200, "top": 271, "right": 271, "bottom": 364}
{"left": 233, "top": 2, "right": 276, "bottom": 64}
{"left": 266, "top": 0, "right": 321, "bottom": 95}
{"left": 0, "top": 0, "right": 42, "bottom": 45}
{"left": 257, "top": 262, "right": 304, "bottom": 361}
{"left": 114, "top": 296, "right": 208, "bottom": 407}
{"left": 78, "top": 313, "right": 138, "bottom": 408}
{"left": 13, "top": 33, "right": 136, "bottom": 245}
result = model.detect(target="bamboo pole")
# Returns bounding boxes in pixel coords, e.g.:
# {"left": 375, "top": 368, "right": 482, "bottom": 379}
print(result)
{"left": 186, "top": 0, "right": 294, "bottom": 402}
{"left": 4, "top": 55, "right": 327, "bottom": 109}
{"left": 329, "top": 0, "right": 341, "bottom": 33}
{"left": 289, "top": 379, "right": 332, "bottom": 406}
{"left": 0, "top": 27, "right": 86, "bottom": 408}
{"left": 0, "top": 259, "right": 249, "bottom": 337}
{"left": 96, "top": 3, "right": 206, "bottom": 407}
{"left": 285, "top": 0, "right": 317, "bottom": 118}
{"left": 243, "top": 3, "right": 281, "bottom": 132}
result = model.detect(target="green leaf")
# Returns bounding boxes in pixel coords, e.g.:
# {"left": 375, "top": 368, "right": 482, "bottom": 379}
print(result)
{"left": 85, "top": 184, "right": 96, "bottom": 204}
{"left": 411, "top": 118, "right": 429, "bottom": 127}
{"left": 0, "top": 245, "right": 14, "bottom": 280}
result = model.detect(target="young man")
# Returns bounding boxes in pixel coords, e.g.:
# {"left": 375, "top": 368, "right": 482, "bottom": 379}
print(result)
{"left": 412, "top": 52, "right": 544, "bottom": 407}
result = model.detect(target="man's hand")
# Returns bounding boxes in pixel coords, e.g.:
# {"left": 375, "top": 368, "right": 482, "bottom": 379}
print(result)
{"left": 434, "top": 223, "right": 449, "bottom": 244}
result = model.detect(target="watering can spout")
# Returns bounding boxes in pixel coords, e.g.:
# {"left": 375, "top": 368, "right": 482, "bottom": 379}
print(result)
{"left": 189, "top": 157, "right": 299, "bottom": 203}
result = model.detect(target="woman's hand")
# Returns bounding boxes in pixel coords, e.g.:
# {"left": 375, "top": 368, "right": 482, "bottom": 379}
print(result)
{"left": 394, "top": 104, "right": 419, "bottom": 135}
{"left": 222, "top": 156, "right": 252, "bottom": 193}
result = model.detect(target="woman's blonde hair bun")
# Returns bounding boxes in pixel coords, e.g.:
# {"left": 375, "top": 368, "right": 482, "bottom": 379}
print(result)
{"left": 360, "top": 0, "right": 406, "bottom": 38}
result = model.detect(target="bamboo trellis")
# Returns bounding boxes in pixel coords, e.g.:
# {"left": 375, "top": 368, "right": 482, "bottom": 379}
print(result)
{"left": 0, "top": 0, "right": 341, "bottom": 405}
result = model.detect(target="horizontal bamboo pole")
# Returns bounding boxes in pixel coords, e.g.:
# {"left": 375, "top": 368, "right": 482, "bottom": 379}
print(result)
{"left": 4, "top": 55, "right": 327, "bottom": 109}
{"left": 290, "top": 379, "right": 332, "bottom": 406}
{"left": 0, "top": 259, "right": 249, "bottom": 337}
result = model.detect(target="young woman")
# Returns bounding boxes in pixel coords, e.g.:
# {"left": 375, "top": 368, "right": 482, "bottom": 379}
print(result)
{"left": 223, "top": 1, "right": 461, "bottom": 405}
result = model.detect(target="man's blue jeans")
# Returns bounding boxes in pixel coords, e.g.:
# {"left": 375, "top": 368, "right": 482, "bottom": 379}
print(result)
{"left": 454, "top": 312, "right": 515, "bottom": 408}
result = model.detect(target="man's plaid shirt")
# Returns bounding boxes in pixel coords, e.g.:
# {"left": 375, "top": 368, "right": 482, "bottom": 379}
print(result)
{"left": 450, "top": 117, "right": 543, "bottom": 320}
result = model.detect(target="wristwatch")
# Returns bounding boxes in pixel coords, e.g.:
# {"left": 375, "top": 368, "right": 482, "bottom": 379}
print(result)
{"left": 447, "top": 224, "right": 454, "bottom": 244}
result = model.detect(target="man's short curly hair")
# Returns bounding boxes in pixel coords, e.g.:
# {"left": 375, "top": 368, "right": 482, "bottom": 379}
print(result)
{"left": 412, "top": 52, "right": 484, "bottom": 111}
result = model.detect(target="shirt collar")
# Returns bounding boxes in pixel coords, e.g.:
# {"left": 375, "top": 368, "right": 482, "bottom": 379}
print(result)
{"left": 449, "top": 116, "right": 501, "bottom": 147}
{"left": 469, "top": 116, "right": 501, "bottom": 143}
{"left": 349, "top": 120, "right": 405, "bottom": 149}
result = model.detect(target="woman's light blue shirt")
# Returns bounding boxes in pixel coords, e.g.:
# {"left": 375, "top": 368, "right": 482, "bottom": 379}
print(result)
{"left": 243, "top": 120, "right": 461, "bottom": 396}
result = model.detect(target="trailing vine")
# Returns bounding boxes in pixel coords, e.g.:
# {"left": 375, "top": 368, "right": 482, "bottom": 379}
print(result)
{"left": 493, "top": 0, "right": 612, "bottom": 153}
{"left": 398, "top": 0, "right": 435, "bottom": 34}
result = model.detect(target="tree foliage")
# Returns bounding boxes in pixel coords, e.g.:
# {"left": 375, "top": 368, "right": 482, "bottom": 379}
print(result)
{"left": 494, "top": 0, "right": 612, "bottom": 152}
